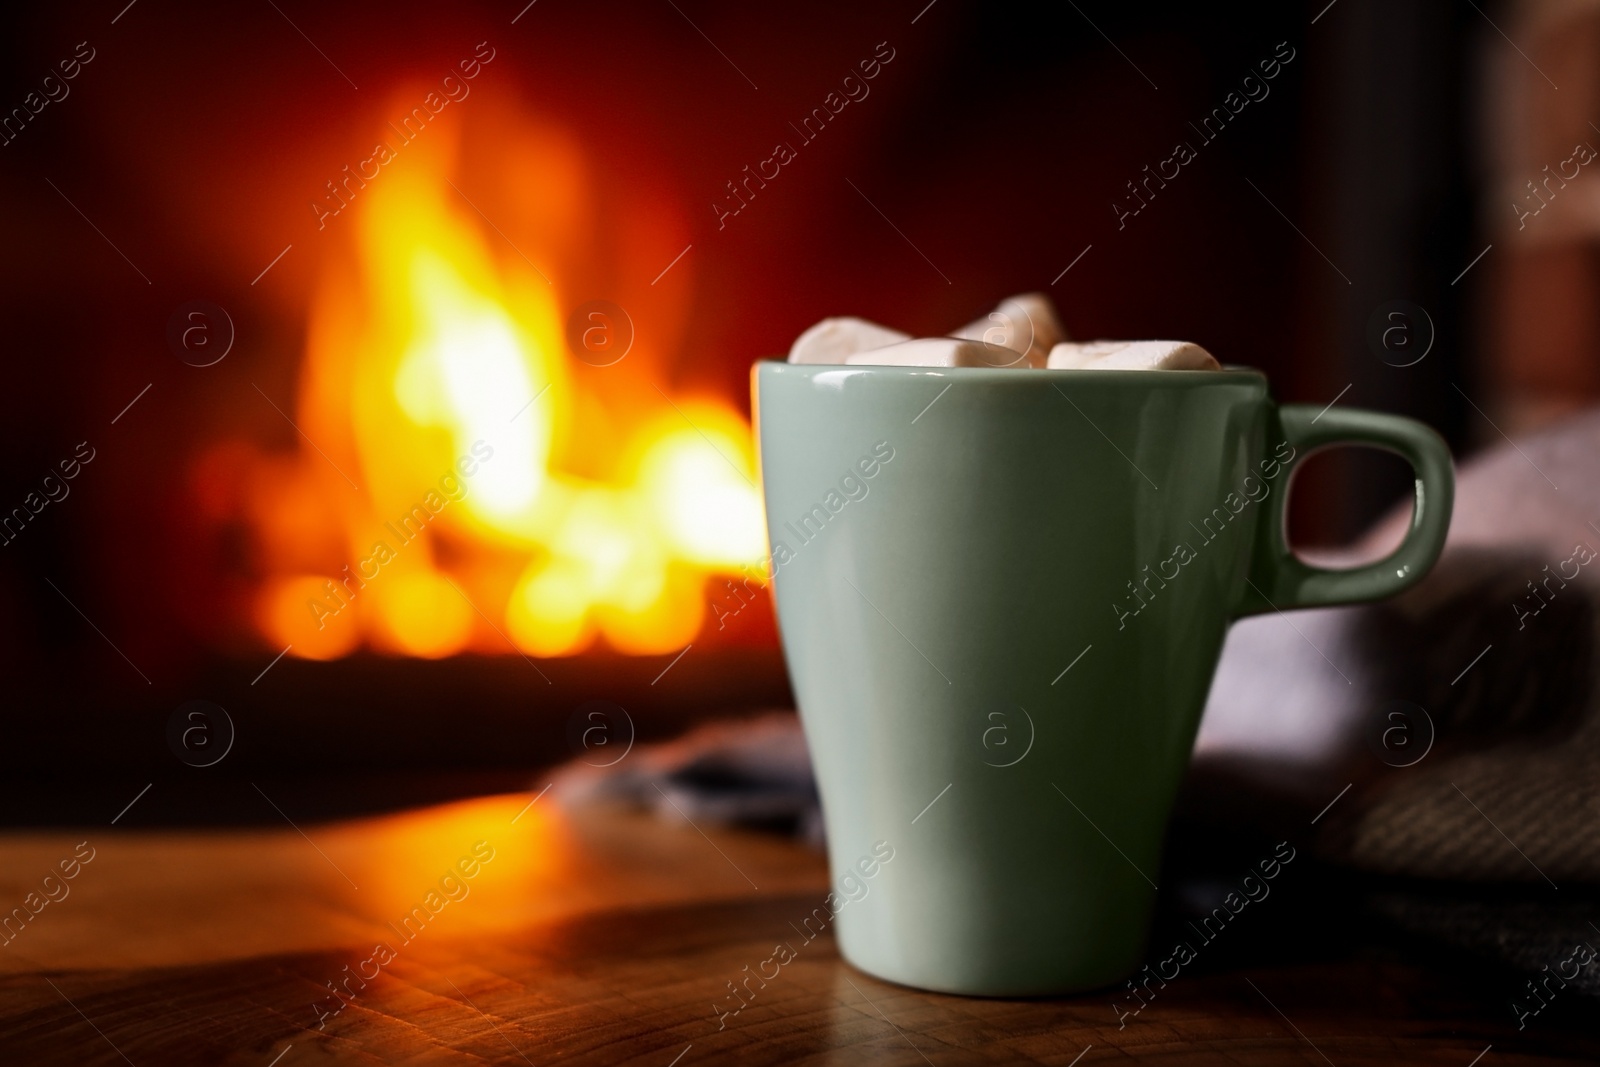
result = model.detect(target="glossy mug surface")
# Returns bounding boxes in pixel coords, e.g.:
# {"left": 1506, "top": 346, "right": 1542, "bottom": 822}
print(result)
{"left": 753, "top": 362, "right": 1453, "bottom": 996}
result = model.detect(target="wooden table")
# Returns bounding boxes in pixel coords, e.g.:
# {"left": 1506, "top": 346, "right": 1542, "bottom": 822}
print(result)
{"left": 1, "top": 791, "right": 1594, "bottom": 1065}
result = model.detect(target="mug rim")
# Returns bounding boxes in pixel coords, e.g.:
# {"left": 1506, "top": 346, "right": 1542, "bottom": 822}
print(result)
{"left": 756, "top": 359, "right": 1267, "bottom": 384}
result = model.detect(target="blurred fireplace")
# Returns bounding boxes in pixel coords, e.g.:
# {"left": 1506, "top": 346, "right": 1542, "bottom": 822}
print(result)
{"left": 0, "top": 27, "right": 795, "bottom": 804}
{"left": 201, "top": 91, "right": 774, "bottom": 666}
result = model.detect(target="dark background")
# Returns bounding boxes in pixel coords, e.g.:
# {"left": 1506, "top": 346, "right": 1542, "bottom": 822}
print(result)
{"left": 0, "top": 0, "right": 1485, "bottom": 819}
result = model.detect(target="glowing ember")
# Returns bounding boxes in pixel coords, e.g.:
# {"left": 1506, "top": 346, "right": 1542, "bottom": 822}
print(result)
{"left": 225, "top": 103, "right": 764, "bottom": 659}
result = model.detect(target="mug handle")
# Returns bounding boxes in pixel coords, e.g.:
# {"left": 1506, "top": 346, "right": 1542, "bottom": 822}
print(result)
{"left": 1234, "top": 404, "right": 1455, "bottom": 617}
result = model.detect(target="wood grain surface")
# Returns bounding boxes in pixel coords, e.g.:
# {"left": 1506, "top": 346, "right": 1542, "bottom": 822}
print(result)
{"left": 0, "top": 791, "right": 1594, "bottom": 1065}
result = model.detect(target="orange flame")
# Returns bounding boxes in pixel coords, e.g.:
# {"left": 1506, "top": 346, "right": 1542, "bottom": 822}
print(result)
{"left": 235, "top": 101, "right": 764, "bottom": 659}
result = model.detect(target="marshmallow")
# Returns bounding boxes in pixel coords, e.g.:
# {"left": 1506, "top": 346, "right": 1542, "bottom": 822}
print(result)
{"left": 1044, "top": 341, "right": 1130, "bottom": 369}
{"left": 1047, "top": 340, "right": 1220, "bottom": 371}
{"left": 844, "top": 337, "right": 1025, "bottom": 368}
{"left": 786, "top": 297, "right": 1222, "bottom": 373}
{"left": 788, "top": 317, "right": 911, "bottom": 364}
{"left": 952, "top": 292, "right": 1065, "bottom": 367}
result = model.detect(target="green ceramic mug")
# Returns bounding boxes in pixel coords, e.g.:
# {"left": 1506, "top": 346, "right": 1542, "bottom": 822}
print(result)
{"left": 753, "top": 361, "right": 1453, "bottom": 996}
